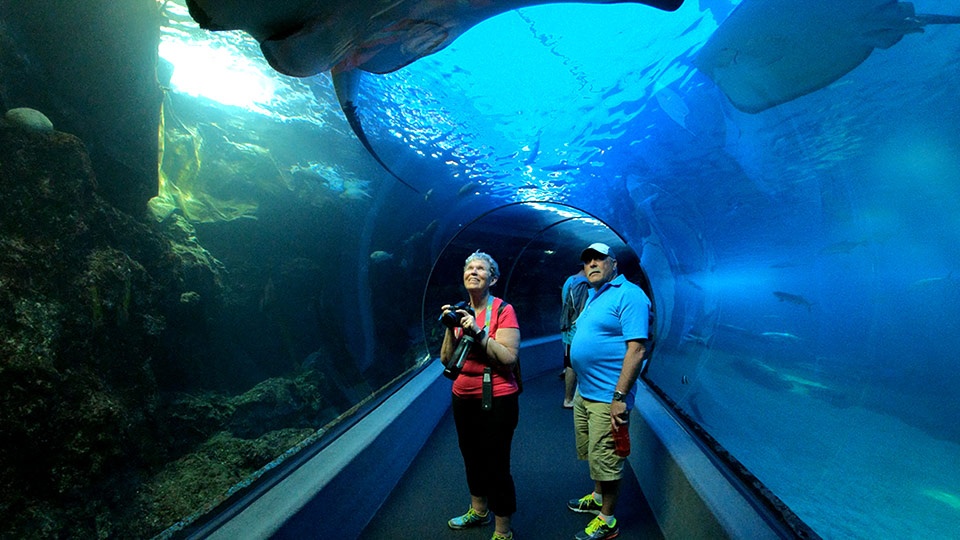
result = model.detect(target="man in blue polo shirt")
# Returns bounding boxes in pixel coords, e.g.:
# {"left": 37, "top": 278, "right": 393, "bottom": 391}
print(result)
{"left": 566, "top": 242, "right": 651, "bottom": 540}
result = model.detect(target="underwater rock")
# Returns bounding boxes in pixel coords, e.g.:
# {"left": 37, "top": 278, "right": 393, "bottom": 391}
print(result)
{"left": 227, "top": 372, "right": 328, "bottom": 439}
{"left": 4, "top": 107, "right": 54, "bottom": 132}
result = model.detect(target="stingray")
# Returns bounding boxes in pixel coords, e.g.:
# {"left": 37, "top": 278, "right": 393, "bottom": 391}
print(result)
{"left": 693, "top": 0, "right": 960, "bottom": 113}
{"left": 187, "top": 0, "right": 683, "bottom": 76}
{"left": 187, "top": 0, "right": 684, "bottom": 191}
{"left": 331, "top": 68, "right": 421, "bottom": 192}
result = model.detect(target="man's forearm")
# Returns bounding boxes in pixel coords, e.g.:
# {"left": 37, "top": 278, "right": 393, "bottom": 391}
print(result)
{"left": 614, "top": 340, "right": 646, "bottom": 394}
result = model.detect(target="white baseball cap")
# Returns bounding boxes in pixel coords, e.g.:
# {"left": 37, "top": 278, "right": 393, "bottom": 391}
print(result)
{"left": 580, "top": 242, "right": 615, "bottom": 262}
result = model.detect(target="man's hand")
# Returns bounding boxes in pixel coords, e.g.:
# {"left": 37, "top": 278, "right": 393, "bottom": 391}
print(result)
{"left": 610, "top": 401, "right": 628, "bottom": 433}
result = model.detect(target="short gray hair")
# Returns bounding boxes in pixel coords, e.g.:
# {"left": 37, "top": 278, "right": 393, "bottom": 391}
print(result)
{"left": 464, "top": 251, "right": 500, "bottom": 280}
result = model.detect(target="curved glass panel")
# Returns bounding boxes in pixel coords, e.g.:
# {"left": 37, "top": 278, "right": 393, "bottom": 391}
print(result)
{"left": 1, "top": 0, "right": 959, "bottom": 538}
{"left": 332, "top": 3, "right": 960, "bottom": 537}
{"left": 422, "top": 202, "right": 648, "bottom": 350}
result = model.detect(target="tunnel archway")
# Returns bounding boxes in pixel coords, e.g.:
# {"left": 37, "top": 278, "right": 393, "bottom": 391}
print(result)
{"left": 421, "top": 201, "right": 657, "bottom": 361}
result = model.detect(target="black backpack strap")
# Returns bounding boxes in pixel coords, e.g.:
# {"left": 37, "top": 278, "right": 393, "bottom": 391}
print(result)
{"left": 494, "top": 301, "right": 523, "bottom": 394}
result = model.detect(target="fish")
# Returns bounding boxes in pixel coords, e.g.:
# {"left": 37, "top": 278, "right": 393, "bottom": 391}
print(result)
{"left": 773, "top": 291, "right": 814, "bottom": 311}
{"left": 693, "top": 0, "right": 960, "bottom": 113}
{"left": 403, "top": 230, "right": 424, "bottom": 247}
{"left": 540, "top": 162, "right": 580, "bottom": 172}
{"left": 922, "top": 488, "right": 960, "bottom": 510}
{"left": 683, "top": 278, "right": 703, "bottom": 291}
{"left": 780, "top": 373, "right": 831, "bottom": 392}
{"left": 718, "top": 323, "right": 751, "bottom": 334}
{"left": 730, "top": 358, "right": 793, "bottom": 391}
{"left": 457, "top": 181, "right": 479, "bottom": 198}
{"left": 819, "top": 240, "right": 867, "bottom": 255}
{"left": 654, "top": 87, "right": 694, "bottom": 135}
{"left": 760, "top": 331, "right": 802, "bottom": 342}
{"left": 680, "top": 332, "right": 712, "bottom": 347}
{"left": 369, "top": 250, "right": 394, "bottom": 262}
{"left": 909, "top": 272, "right": 954, "bottom": 290}
{"left": 523, "top": 130, "right": 543, "bottom": 166}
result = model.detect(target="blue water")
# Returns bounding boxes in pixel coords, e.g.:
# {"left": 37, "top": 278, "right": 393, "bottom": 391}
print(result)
{"left": 153, "top": 0, "right": 960, "bottom": 537}
{"left": 347, "top": 2, "right": 960, "bottom": 536}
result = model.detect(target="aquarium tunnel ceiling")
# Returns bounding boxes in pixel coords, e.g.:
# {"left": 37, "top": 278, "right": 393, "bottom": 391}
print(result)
{"left": 161, "top": 0, "right": 960, "bottom": 535}
{"left": 1, "top": 0, "right": 959, "bottom": 537}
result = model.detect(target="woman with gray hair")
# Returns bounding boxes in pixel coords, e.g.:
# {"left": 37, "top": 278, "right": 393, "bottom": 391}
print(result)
{"left": 439, "top": 251, "right": 521, "bottom": 540}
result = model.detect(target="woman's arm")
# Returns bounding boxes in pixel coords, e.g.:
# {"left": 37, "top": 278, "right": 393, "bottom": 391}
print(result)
{"left": 440, "top": 326, "right": 457, "bottom": 363}
{"left": 481, "top": 327, "right": 520, "bottom": 367}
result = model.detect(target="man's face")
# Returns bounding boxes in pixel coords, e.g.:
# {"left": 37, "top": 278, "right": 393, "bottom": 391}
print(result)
{"left": 583, "top": 254, "right": 617, "bottom": 289}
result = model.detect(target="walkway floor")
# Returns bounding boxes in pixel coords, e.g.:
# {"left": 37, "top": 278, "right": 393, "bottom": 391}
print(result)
{"left": 360, "top": 368, "right": 664, "bottom": 539}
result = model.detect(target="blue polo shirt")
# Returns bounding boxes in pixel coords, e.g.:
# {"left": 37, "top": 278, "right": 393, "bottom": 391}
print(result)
{"left": 570, "top": 274, "right": 651, "bottom": 407}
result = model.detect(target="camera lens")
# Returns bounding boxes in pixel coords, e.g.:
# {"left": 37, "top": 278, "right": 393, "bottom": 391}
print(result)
{"left": 439, "top": 310, "right": 458, "bottom": 329}
{"left": 439, "top": 301, "right": 474, "bottom": 329}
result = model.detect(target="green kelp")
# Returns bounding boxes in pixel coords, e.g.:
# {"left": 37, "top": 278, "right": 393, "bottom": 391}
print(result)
{"left": 151, "top": 96, "right": 283, "bottom": 223}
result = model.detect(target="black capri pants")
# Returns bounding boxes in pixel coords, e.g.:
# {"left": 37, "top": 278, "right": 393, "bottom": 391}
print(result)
{"left": 451, "top": 392, "right": 520, "bottom": 517}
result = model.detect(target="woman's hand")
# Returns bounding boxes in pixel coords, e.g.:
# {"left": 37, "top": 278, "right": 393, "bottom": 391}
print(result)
{"left": 457, "top": 309, "right": 482, "bottom": 337}
{"left": 439, "top": 305, "right": 480, "bottom": 336}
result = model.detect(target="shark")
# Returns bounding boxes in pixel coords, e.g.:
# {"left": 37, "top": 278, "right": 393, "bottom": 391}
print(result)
{"left": 773, "top": 291, "right": 815, "bottom": 311}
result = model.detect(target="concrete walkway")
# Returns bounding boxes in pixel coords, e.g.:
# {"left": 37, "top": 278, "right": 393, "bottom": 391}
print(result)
{"left": 360, "top": 368, "right": 664, "bottom": 540}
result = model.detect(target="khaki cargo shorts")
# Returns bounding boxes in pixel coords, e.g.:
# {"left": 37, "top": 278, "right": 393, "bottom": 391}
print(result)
{"left": 573, "top": 392, "right": 625, "bottom": 482}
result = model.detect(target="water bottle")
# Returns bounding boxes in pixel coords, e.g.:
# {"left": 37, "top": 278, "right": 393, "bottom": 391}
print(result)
{"left": 613, "top": 420, "right": 631, "bottom": 457}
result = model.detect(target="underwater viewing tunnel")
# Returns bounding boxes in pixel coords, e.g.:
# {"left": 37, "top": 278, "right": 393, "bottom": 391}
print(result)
{"left": 1, "top": 0, "right": 960, "bottom": 538}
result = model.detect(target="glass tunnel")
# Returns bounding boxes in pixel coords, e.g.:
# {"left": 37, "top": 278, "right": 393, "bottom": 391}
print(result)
{"left": 1, "top": 0, "right": 959, "bottom": 538}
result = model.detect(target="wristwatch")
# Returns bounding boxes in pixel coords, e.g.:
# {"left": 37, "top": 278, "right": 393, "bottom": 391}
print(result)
{"left": 612, "top": 390, "right": 627, "bottom": 402}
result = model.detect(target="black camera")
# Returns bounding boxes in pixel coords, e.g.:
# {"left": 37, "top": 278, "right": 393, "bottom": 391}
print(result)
{"left": 438, "top": 301, "right": 474, "bottom": 330}
{"left": 439, "top": 301, "right": 477, "bottom": 380}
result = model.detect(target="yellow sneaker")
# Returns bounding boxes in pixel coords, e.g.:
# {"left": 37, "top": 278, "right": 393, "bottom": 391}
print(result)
{"left": 447, "top": 507, "right": 491, "bottom": 530}
{"left": 575, "top": 515, "right": 619, "bottom": 540}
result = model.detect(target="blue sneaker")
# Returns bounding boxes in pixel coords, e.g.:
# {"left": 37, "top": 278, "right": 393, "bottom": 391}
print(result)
{"left": 574, "top": 515, "right": 619, "bottom": 540}
{"left": 448, "top": 507, "right": 492, "bottom": 530}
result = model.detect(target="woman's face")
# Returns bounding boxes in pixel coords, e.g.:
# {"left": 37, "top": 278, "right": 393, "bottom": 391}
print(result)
{"left": 463, "top": 259, "right": 495, "bottom": 293}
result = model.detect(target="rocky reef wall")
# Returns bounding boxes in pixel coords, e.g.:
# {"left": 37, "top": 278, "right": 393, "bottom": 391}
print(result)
{"left": 0, "top": 117, "right": 207, "bottom": 536}
{"left": 0, "top": 0, "right": 162, "bottom": 215}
